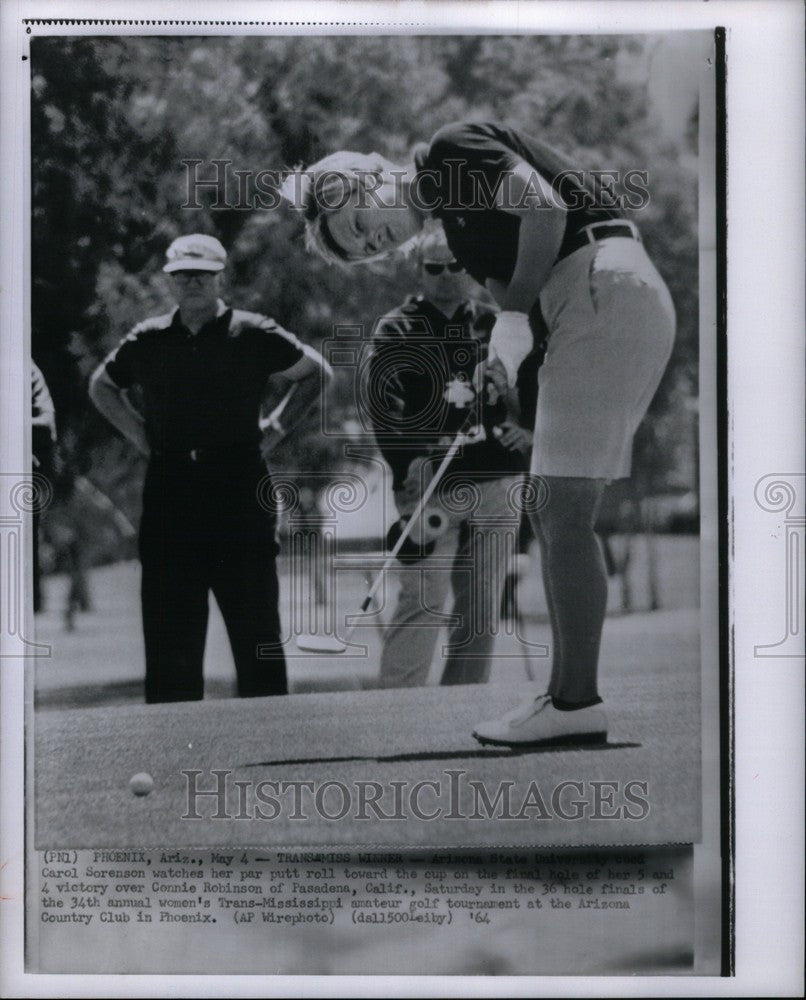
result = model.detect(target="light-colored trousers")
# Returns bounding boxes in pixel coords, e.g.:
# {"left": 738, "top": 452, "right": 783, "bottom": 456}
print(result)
{"left": 378, "top": 475, "right": 521, "bottom": 688}
{"left": 535, "top": 237, "right": 676, "bottom": 479}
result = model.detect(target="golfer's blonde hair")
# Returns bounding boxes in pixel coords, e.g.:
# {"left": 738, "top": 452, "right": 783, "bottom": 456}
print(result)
{"left": 282, "top": 150, "right": 418, "bottom": 266}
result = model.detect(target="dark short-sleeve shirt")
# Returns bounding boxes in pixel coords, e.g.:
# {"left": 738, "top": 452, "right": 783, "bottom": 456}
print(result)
{"left": 414, "top": 121, "right": 623, "bottom": 287}
{"left": 102, "top": 305, "right": 305, "bottom": 452}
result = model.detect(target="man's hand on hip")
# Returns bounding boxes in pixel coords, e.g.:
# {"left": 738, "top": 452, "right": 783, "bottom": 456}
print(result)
{"left": 261, "top": 427, "right": 285, "bottom": 456}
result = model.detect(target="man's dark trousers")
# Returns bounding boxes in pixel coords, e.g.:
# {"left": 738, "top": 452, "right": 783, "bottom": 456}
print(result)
{"left": 139, "top": 450, "right": 287, "bottom": 703}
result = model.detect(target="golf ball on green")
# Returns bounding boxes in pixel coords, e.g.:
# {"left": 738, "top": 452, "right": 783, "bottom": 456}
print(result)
{"left": 130, "top": 772, "right": 154, "bottom": 796}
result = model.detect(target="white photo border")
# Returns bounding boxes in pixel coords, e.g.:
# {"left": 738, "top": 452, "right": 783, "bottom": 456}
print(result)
{"left": 1, "top": 0, "right": 803, "bottom": 996}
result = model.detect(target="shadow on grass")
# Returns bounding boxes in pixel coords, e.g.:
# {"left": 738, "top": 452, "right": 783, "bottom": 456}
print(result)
{"left": 34, "top": 679, "right": 237, "bottom": 710}
{"left": 243, "top": 742, "right": 641, "bottom": 768}
{"left": 35, "top": 674, "right": 369, "bottom": 710}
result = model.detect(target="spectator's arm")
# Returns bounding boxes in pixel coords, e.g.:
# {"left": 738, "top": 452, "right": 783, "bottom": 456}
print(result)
{"left": 260, "top": 345, "right": 332, "bottom": 452}
{"left": 31, "top": 361, "right": 57, "bottom": 466}
{"left": 88, "top": 364, "right": 150, "bottom": 457}
{"left": 496, "top": 161, "right": 566, "bottom": 314}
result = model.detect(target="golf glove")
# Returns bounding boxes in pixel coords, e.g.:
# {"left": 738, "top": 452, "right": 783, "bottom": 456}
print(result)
{"left": 488, "top": 311, "right": 533, "bottom": 387}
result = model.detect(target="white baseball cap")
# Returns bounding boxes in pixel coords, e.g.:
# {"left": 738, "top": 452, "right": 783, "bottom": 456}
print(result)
{"left": 163, "top": 234, "right": 227, "bottom": 273}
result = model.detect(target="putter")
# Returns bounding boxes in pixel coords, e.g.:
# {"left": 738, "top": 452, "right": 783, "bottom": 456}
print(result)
{"left": 296, "top": 419, "right": 479, "bottom": 654}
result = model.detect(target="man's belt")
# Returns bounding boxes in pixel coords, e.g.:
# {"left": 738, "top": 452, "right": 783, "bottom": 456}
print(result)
{"left": 560, "top": 219, "right": 641, "bottom": 261}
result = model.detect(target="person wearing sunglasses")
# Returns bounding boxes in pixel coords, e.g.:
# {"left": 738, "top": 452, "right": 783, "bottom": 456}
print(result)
{"left": 290, "top": 120, "right": 675, "bottom": 747}
{"left": 366, "top": 227, "right": 537, "bottom": 689}
{"left": 423, "top": 259, "right": 462, "bottom": 275}
{"left": 89, "top": 234, "right": 330, "bottom": 703}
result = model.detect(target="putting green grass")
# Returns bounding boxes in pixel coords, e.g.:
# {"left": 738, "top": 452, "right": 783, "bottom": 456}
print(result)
{"left": 36, "top": 652, "right": 699, "bottom": 848}
{"left": 34, "top": 550, "right": 701, "bottom": 848}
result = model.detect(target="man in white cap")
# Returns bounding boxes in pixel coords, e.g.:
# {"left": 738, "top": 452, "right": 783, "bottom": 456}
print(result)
{"left": 90, "top": 233, "right": 330, "bottom": 703}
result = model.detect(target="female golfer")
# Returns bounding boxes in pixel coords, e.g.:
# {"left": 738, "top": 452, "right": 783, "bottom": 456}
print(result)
{"left": 290, "top": 121, "right": 675, "bottom": 747}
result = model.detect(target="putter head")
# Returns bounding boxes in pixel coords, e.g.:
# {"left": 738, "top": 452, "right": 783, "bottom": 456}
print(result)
{"left": 295, "top": 634, "right": 348, "bottom": 654}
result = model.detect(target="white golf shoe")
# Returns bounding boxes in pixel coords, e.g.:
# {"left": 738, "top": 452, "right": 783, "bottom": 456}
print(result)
{"left": 472, "top": 694, "right": 608, "bottom": 747}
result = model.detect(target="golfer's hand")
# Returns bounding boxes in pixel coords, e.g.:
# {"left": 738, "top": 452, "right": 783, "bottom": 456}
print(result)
{"left": 487, "top": 311, "right": 534, "bottom": 388}
{"left": 494, "top": 421, "right": 533, "bottom": 454}
{"left": 472, "top": 355, "right": 508, "bottom": 404}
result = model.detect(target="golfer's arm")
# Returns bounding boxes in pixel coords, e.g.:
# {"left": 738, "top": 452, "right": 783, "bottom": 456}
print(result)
{"left": 496, "top": 162, "right": 566, "bottom": 314}
{"left": 504, "top": 384, "right": 523, "bottom": 423}
{"left": 485, "top": 277, "right": 508, "bottom": 307}
{"left": 88, "top": 364, "right": 150, "bottom": 456}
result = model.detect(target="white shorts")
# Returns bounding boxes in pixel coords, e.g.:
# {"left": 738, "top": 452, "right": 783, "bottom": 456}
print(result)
{"left": 532, "top": 237, "right": 676, "bottom": 480}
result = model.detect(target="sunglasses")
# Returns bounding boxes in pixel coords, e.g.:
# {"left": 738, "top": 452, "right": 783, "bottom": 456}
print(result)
{"left": 423, "top": 261, "right": 463, "bottom": 275}
{"left": 172, "top": 270, "right": 216, "bottom": 283}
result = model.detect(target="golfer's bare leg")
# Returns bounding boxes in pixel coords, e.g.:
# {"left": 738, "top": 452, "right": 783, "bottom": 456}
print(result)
{"left": 535, "top": 475, "right": 607, "bottom": 705}
{"left": 532, "top": 518, "right": 562, "bottom": 693}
